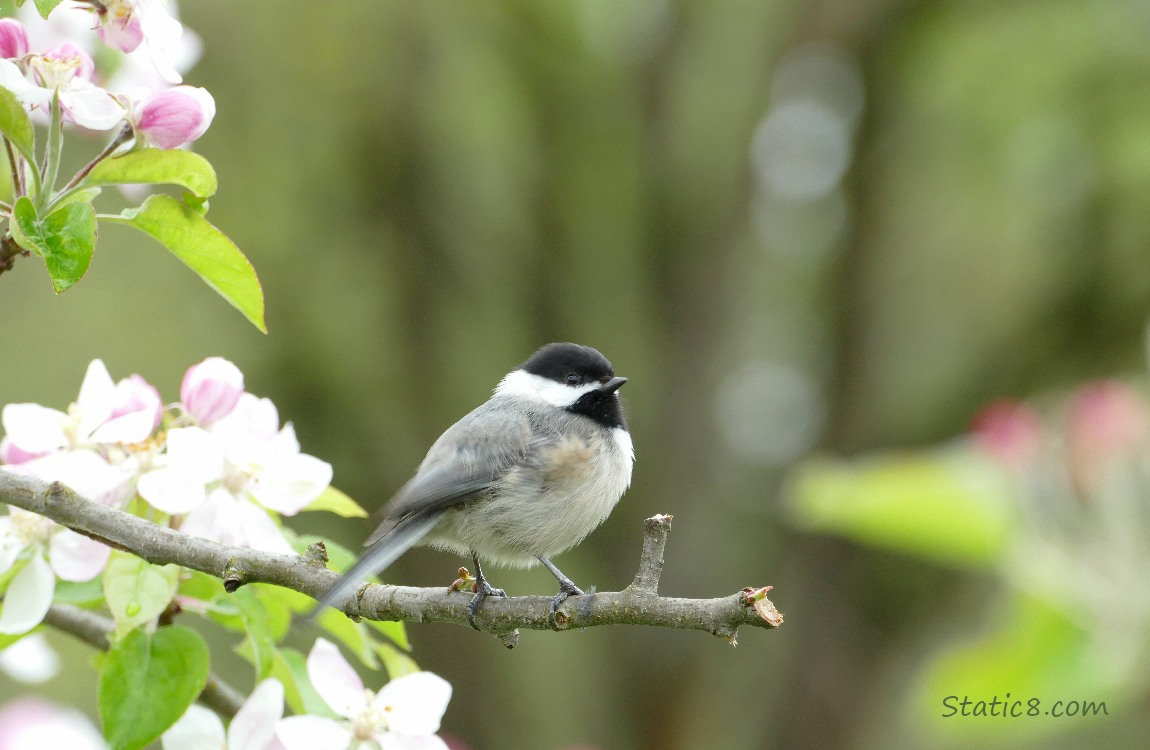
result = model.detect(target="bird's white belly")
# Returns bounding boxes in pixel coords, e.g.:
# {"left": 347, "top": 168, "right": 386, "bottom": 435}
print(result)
{"left": 426, "top": 427, "right": 633, "bottom": 567}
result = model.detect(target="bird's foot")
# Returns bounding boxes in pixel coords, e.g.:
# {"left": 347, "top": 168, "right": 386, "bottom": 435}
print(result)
{"left": 466, "top": 575, "right": 507, "bottom": 630}
{"left": 549, "top": 576, "right": 584, "bottom": 626}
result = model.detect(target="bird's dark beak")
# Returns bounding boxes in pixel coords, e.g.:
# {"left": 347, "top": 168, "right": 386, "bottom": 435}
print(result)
{"left": 600, "top": 376, "right": 628, "bottom": 393}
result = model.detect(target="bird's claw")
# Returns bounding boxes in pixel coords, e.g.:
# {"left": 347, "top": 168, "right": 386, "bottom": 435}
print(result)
{"left": 548, "top": 577, "right": 584, "bottom": 626}
{"left": 466, "top": 576, "right": 507, "bottom": 630}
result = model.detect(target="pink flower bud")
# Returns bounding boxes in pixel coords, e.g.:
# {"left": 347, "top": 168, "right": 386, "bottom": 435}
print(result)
{"left": 133, "top": 85, "right": 216, "bottom": 149}
{"left": 970, "top": 399, "right": 1043, "bottom": 471}
{"left": 181, "top": 357, "right": 244, "bottom": 426}
{"left": 0, "top": 18, "right": 29, "bottom": 59}
{"left": 1065, "top": 380, "right": 1147, "bottom": 493}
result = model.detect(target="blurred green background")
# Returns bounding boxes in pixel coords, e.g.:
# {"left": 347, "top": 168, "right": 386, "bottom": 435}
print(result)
{"left": 4, "top": 0, "right": 1150, "bottom": 748}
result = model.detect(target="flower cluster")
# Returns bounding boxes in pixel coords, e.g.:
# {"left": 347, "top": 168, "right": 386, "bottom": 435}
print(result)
{"left": 162, "top": 639, "right": 453, "bottom": 750}
{"left": 0, "top": 639, "right": 454, "bottom": 750}
{"left": 0, "top": 1, "right": 213, "bottom": 147}
{"left": 0, "top": 357, "right": 332, "bottom": 635}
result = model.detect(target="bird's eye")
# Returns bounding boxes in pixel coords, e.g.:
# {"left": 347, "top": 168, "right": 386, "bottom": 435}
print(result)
{"left": 565, "top": 373, "right": 580, "bottom": 386}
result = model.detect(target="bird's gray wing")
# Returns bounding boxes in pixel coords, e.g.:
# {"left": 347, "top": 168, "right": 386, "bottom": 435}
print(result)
{"left": 310, "top": 401, "right": 534, "bottom": 614}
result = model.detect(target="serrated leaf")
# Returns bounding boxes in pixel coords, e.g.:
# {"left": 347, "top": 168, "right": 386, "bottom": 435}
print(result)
{"left": 0, "top": 85, "right": 34, "bottom": 162}
{"left": 81, "top": 148, "right": 218, "bottom": 198}
{"left": 98, "top": 626, "right": 210, "bottom": 750}
{"left": 304, "top": 485, "right": 368, "bottom": 518}
{"left": 106, "top": 193, "right": 266, "bottom": 332}
{"left": 10, "top": 196, "right": 97, "bottom": 293}
{"left": 102, "top": 550, "right": 180, "bottom": 635}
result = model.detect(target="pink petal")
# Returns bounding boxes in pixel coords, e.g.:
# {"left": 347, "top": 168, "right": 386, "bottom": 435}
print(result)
{"left": 181, "top": 357, "right": 244, "bottom": 426}
{"left": 0, "top": 18, "right": 29, "bottom": 59}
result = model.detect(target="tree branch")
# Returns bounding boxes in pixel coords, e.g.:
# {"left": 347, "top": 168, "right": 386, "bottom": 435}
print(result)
{"left": 41, "top": 603, "right": 248, "bottom": 718}
{"left": 1, "top": 471, "right": 782, "bottom": 648}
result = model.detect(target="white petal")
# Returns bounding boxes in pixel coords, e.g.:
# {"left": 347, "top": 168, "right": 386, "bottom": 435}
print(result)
{"left": 89, "top": 409, "right": 156, "bottom": 445}
{"left": 379, "top": 733, "right": 451, "bottom": 750}
{"left": 274, "top": 716, "right": 352, "bottom": 750}
{"left": 0, "top": 553, "right": 55, "bottom": 635}
{"left": 59, "top": 81, "right": 126, "bottom": 130}
{"left": 1, "top": 404, "right": 68, "bottom": 454}
{"left": 165, "top": 427, "right": 226, "bottom": 478}
{"left": 0, "top": 59, "right": 50, "bottom": 106}
{"left": 307, "top": 638, "right": 366, "bottom": 718}
{"left": 0, "top": 697, "right": 106, "bottom": 748}
{"left": 161, "top": 704, "right": 226, "bottom": 750}
{"left": 138, "top": 467, "right": 207, "bottom": 514}
{"left": 23, "top": 450, "right": 128, "bottom": 500}
{"left": 0, "top": 633, "right": 61, "bottom": 684}
{"left": 228, "top": 678, "right": 284, "bottom": 750}
{"left": 177, "top": 489, "right": 233, "bottom": 544}
{"left": 0, "top": 517, "right": 23, "bottom": 574}
{"left": 75, "top": 359, "right": 117, "bottom": 435}
{"left": 233, "top": 499, "right": 293, "bottom": 555}
{"left": 374, "top": 672, "right": 453, "bottom": 735}
{"left": 249, "top": 453, "right": 332, "bottom": 515}
{"left": 47, "top": 529, "right": 110, "bottom": 582}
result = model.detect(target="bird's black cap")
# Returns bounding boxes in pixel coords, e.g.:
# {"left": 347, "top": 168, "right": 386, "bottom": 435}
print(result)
{"left": 520, "top": 342, "right": 615, "bottom": 386}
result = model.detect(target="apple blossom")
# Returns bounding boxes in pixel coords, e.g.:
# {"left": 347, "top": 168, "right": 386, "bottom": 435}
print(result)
{"left": 1, "top": 359, "right": 161, "bottom": 458}
{"left": 0, "top": 698, "right": 107, "bottom": 750}
{"left": 0, "top": 18, "right": 29, "bottom": 59}
{"left": 163, "top": 678, "right": 287, "bottom": 750}
{"left": 25, "top": 42, "right": 125, "bottom": 130}
{"left": 0, "top": 506, "right": 112, "bottom": 634}
{"left": 91, "top": 0, "right": 146, "bottom": 54}
{"left": 276, "top": 639, "right": 452, "bottom": 750}
{"left": 130, "top": 84, "right": 216, "bottom": 148}
{"left": 181, "top": 356, "right": 245, "bottom": 426}
{"left": 0, "top": 633, "right": 61, "bottom": 684}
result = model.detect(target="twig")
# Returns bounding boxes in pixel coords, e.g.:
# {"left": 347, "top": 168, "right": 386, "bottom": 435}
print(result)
{"left": 1, "top": 471, "right": 782, "bottom": 648}
{"left": 41, "top": 603, "right": 248, "bottom": 718}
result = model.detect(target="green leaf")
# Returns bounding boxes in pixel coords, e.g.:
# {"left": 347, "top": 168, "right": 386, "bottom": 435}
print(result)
{"left": 230, "top": 586, "right": 280, "bottom": 679}
{"left": 0, "top": 84, "right": 34, "bottom": 161}
{"left": 81, "top": 148, "right": 218, "bottom": 199}
{"left": 102, "top": 550, "right": 180, "bottom": 636}
{"left": 10, "top": 196, "right": 97, "bottom": 293}
{"left": 51, "top": 186, "right": 103, "bottom": 211}
{"left": 303, "top": 485, "right": 368, "bottom": 518}
{"left": 33, "top": 0, "right": 66, "bottom": 18}
{"left": 377, "top": 642, "right": 421, "bottom": 680}
{"left": 272, "top": 647, "right": 337, "bottom": 718}
{"left": 98, "top": 626, "right": 210, "bottom": 750}
{"left": 788, "top": 448, "right": 1015, "bottom": 568}
{"left": 54, "top": 577, "right": 107, "bottom": 606}
{"left": 105, "top": 194, "right": 266, "bottom": 332}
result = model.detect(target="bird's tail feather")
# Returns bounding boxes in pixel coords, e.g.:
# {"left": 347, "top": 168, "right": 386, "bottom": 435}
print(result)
{"left": 308, "top": 511, "right": 443, "bottom": 617}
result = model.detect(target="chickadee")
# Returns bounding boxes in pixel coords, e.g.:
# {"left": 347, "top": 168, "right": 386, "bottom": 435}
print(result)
{"left": 313, "top": 342, "right": 634, "bottom": 628}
